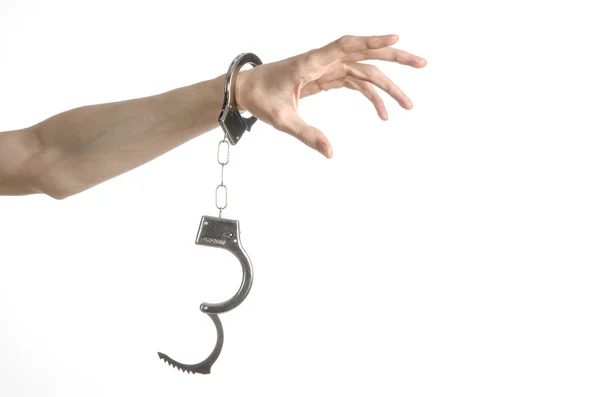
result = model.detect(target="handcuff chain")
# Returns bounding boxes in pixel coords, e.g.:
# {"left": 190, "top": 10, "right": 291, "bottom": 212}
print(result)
{"left": 215, "top": 133, "right": 229, "bottom": 217}
{"left": 213, "top": 52, "right": 262, "bottom": 218}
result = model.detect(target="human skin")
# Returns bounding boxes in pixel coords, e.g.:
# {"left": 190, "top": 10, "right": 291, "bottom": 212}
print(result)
{"left": 0, "top": 34, "right": 426, "bottom": 199}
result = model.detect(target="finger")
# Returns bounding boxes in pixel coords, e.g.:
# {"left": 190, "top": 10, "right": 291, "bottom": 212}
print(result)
{"left": 301, "top": 76, "right": 388, "bottom": 120}
{"left": 301, "top": 63, "right": 412, "bottom": 109}
{"left": 274, "top": 111, "right": 332, "bottom": 158}
{"left": 343, "top": 78, "right": 389, "bottom": 120}
{"left": 344, "top": 62, "right": 414, "bottom": 109}
{"left": 342, "top": 47, "right": 427, "bottom": 68}
{"left": 305, "top": 34, "right": 399, "bottom": 71}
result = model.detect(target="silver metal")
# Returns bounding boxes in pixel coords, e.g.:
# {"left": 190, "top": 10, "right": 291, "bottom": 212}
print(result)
{"left": 196, "top": 215, "right": 253, "bottom": 314}
{"left": 215, "top": 137, "right": 229, "bottom": 217}
{"left": 160, "top": 53, "right": 260, "bottom": 376}
{"left": 158, "top": 313, "right": 224, "bottom": 374}
{"left": 215, "top": 184, "right": 227, "bottom": 215}
{"left": 218, "top": 53, "right": 263, "bottom": 145}
{"left": 157, "top": 214, "right": 254, "bottom": 375}
{"left": 217, "top": 139, "right": 229, "bottom": 165}
{"left": 212, "top": 53, "right": 262, "bottom": 218}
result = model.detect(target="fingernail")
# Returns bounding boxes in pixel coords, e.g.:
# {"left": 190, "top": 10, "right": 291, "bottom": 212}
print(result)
{"left": 419, "top": 57, "right": 428, "bottom": 65}
{"left": 319, "top": 143, "right": 330, "bottom": 158}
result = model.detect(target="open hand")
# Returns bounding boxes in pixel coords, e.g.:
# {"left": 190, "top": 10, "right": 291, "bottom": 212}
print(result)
{"left": 233, "top": 34, "right": 427, "bottom": 158}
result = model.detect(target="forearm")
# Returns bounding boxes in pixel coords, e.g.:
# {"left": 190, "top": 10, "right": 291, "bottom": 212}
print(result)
{"left": 32, "top": 73, "right": 227, "bottom": 199}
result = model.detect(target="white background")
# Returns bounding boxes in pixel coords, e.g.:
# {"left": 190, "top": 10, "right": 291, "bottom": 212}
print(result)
{"left": 1, "top": 0, "right": 599, "bottom": 396}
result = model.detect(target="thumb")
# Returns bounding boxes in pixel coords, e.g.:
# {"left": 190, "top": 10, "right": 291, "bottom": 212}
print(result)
{"left": 279, "top": 112, "right": 333, "bottom": 158}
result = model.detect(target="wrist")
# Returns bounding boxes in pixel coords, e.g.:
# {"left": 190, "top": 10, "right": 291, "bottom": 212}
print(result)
{"left": 233, "top": 69, "right": 250, "bottom": 112}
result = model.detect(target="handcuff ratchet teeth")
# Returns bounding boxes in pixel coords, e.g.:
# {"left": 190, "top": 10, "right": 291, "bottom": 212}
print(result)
{"left": 157, "top": 314, "right": 223, "bottom": 375}
{"left": 158, "top": 52, "right": 262, "bottom": 375}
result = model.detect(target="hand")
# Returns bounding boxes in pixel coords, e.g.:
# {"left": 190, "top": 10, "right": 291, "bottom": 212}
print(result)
{"left": 233, "top": 34, "right": 427, "bottom": 158}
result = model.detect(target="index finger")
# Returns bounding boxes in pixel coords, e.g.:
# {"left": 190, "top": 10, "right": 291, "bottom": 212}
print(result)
{"left": 306, "top": 34, "right": 399, "bottom": 69}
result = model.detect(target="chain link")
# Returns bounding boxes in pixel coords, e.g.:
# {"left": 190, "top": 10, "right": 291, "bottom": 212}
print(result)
{"left": 215, "top": 133, "right": 230, "bottom": 217}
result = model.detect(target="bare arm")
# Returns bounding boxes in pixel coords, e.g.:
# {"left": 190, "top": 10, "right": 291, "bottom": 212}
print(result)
{"left": 0, "top": 34, "right": 426, "bottom": 200}
{"left": 0, "top": 126, "right": 46, "bottom": 196}
{"left": 0, "top": 74, "right": 226, "bottom": 199}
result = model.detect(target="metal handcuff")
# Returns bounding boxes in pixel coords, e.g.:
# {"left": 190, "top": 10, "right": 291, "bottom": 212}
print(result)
{"left": 158, "top": 53, "right": 262, "bottom": 375}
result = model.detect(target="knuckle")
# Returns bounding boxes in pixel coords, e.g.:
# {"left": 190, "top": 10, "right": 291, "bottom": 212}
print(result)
{"left": 364, "top": 63, "right": 380, "bottom": 78}
{"left": 303, "top": 50, "right": 318, "bottom": 67}
{"left": 395, "top": 50, "right": 408, "bottom": 63}
{"left": 348, "top": 51, "right": 368, "bottom": 62}
{"left": 293, "top": 53, "right": 315, "bottom": 85}
{"left": 338, "top": 35, "right": 354, "bottom": 51}
{"left": 344, "top": 77, "right": 358, "bottom": 90}
{"left": 393, "top": 87, "right": 405, "bottom": 99}
{"left": 356, "top": 81, "right": 370, "bottom": 94}
{"left": 297, "top": 129, "right": 311, "bottom": 145}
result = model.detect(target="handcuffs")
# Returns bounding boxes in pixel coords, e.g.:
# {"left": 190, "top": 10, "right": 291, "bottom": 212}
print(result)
{"left": 158, "top": 53, "right": 262, "bottom": 374}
